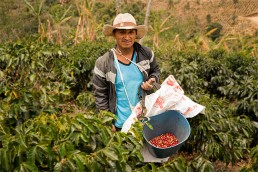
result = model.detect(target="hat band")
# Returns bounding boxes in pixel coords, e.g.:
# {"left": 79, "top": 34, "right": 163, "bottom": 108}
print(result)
{"left": 113, "top": 22, "right": 136, "bottom": 28}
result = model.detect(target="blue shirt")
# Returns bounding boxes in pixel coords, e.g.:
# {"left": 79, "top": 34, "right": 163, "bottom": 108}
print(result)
{"left": 114, "top": 52, "right": 143, "bottom": 128}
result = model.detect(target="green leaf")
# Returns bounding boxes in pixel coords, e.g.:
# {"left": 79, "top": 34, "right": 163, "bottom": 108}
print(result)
{"left": 158, "top": 166, "right": 172, "bottom": 172}
{"left": 54, "top": 162, "right": 62, "bottom": 172}
{"left": 58, "top": 143, "right": 68, "bottom": 158}
{"left": 250, "top": 146, "right": 258, "bottom": 158}
{"left": 23, "top": 0, "right": 37, "bottom": 16}
{"left": 29, "top": 74, "right": 36, "bottom": 82}
{"left": 60, "top": 89, "right": 71, "bottom": 95}
{"left": 66, "top": 150, "right": 81, "bottom": 158}
{"left": 114, "top": 133, "right": 122, "bottom": 144}
{"left": 80, "top": 132, "right": 89, "bottom": 143}
{"left": 27, "top": 146, "right": 37, "bottom": 163}
{"left": 7, "top": 58, "right": 13, "bottom": 67}
{"left": 0, "top": 70, "right": 5, "bottom": 79}
{"left": 16, "top": 130, "right": 28, "bottom": 149}
{"left": 17, "top": 162, "right": 39, "bottom": 172}
{"left": 145, "top": 121, "right": 154, "bottom": 130}
{"left": 76, "top": 117, "right": 96, "bottom": 133}
{"left": 0, "top": 149, "right": 10, "bottom": 171}
{"left": 72, "top": 154, "right": 85, "bottom": 172}
{"left": 199, "top": 161, "right": 214, "bottom": 172}
{"left": 99, "top": 127, "right": 110, "bottom": 145}
{"left": 0, "top": 124, "right": 9, "bottom": 135}
{"left": 127, "top": 135, "right": 142, "bottom": 149}
{"left": 242, "top": 128, "right": 250, "bottom": 137}
{"left": 65, "top": 159, "right": 77, "bottom": 171}
{"left": 173, "top": 161, "right": 186, "bottom": 172}
{"left": 102, "top": 147, "right": 118, "bottom": 161}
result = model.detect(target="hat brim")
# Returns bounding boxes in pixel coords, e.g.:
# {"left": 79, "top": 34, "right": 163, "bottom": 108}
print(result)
{"left": 103, "top": 25, "right": 147, "bottom": 39}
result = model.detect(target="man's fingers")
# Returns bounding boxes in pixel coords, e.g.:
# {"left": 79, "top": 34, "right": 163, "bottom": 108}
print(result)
{"left": 148, "top": 78, "right": 156, "bottom": 83}
{"left": 141, "top": 81, "right": 153, "bottom": 90}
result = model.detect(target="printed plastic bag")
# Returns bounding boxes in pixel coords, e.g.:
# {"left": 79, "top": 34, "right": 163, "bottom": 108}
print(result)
{"left": 121, "top": 75, "right": 205, "bottom": 133}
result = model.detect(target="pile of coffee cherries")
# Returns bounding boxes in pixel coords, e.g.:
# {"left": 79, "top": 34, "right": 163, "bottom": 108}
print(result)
{"left": 149, "top": 133, "right": 178, "bottom": 148}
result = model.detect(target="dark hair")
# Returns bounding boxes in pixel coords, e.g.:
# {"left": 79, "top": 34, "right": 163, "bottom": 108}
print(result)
{"left": 113, "top": 29, "right": 137, "bottom": 35}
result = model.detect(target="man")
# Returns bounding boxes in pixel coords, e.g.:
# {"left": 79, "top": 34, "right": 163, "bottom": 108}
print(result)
{"left": 93, "top": 13, "right": 160, "bottom": 131}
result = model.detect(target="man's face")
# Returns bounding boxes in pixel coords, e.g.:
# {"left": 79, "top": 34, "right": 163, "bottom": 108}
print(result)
{"left": 113, "top": 29, "right": 137, "bottom": 49}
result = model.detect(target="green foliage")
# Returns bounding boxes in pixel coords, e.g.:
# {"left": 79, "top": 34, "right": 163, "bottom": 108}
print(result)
{"left": 0, "top": 0, "right": 37, "bottom": 43}
{"left": 192, "top": 156, "right": 215, "bottom": 172}
{"left": 158, "top": 47, "right": 257, "bottom": 167}
{"left": 68, "top": 41, "right": 111, "bottom": 97}
{"left": 0, "top": 42, "right": 74, "bottom": 127}
{"left": 158, "top": 48, "right": 258, "bottom": 120}
{"left": 0, "top": 0, "right": 257, "bottom": 170}
{"left": 76, "top": 91, "right": 95, "bottom": 110}
{"left": 87, "top": 1, "right": 145, "bottom": 27}
{"left": 159, "top": 50, "right": 210, "bottom": 95}
{"left": 218, "top": 53, "right": 258, "bottom": 120}
{"left": 0, "top": 41, "right": 111, "bottom": 129}
{"left": 121, "top": 2, "right": 145, "bottom": 24}
{"left": 93, "top": 2, "right": 115, "bottom": 23}
{"left": 240, "top": 145, "right": 258, "bottom": 171}
{"left": 0, "top": 111, "right": 145, "bottom": 171}
{"left": 0, "top": 36, "right": 257, "bottom": 170}
{"left": 133, "top": 156, "right": 193, "bottom": 172}
{"left": 206, "top": 22, "right": 223, "bottom": 41}
{"left": 186, "top": 96, "right": 255, "bottom": 165}
{"left": 48, "top": 3, "right": 71, "bottom": 22}
{"left": 225, "top": 52, "right": 257, "bottom": 75}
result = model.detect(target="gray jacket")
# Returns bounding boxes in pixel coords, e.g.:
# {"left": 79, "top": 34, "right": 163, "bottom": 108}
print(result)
{"left": 92, "top": 42, "right": 160, "bottom": 114}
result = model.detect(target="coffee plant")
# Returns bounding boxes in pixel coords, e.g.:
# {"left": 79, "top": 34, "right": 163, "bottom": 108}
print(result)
{"left": 241, "top": 145, "right": 258, "bottom": 172}
{"left": 0, "top": 40, "right": 257, "bottom": 171}
{"left": 67, "top": 41, "right": 111, "bottom": 98}
{"left": 186, "top": 96, "right": 255, "bottom": 165}
{"left": 0, "top": 42, "right": 74, "bottom": 127}
{"left": 158, "top": 47, "right": 257, "bottom": 170}
{"left": 0, "top": 110, "right": 145, "bottom": 171}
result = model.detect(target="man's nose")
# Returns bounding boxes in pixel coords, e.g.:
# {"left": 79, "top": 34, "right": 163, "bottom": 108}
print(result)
{"left": 124, "top": 33, "right": 130, "bottom": 39}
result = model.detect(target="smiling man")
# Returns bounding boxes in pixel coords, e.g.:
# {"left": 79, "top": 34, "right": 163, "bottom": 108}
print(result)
{"left": 93, "top": 13, "right": 160, "bottom": 131}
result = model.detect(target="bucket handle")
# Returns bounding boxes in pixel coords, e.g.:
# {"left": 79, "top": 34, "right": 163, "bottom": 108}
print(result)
{"left": 138, "top": 82, "right": 161, "bottom": 118}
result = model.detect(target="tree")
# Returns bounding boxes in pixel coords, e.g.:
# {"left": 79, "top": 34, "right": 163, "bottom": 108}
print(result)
{"left": 47, "top": 5, "right": 72, "bottom": 45}
{"left": 23, "top": 0, "right": 46, "bottom": 42}
{"left": 115, "top": 0, "right": 121, "bottom": 14}
{"left": 206, "top": 22, "right": 223, "bottom": 41}
{"left": 139, "top": 0, "right": 152, "bottom": 44}
{"left": 149, "top": 13, "right": 173, "bottom": 48}
{"left": 74, "top": 0, "right": 97, "bottom": 44}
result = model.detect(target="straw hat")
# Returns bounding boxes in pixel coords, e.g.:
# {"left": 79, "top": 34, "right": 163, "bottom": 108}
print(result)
{"left": 103, "top": 13, "right": 147, "bottom": 39}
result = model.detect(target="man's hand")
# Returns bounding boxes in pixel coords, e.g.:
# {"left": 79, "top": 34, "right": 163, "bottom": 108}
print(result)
{"left": 111, "top": 124, "right": 117, "bottom": 132}
{"left": 141, "top": 78, "right": 156, "bottom": 91}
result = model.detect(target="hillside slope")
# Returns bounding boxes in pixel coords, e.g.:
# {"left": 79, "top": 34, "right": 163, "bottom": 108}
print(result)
{"left": 103, "top": 0, "right": 258, "bottom": 35}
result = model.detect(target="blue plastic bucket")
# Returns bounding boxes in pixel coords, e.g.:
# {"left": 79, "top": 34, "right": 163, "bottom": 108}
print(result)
{"left": 142, "top": 110, "right": 191, "bottom": 158}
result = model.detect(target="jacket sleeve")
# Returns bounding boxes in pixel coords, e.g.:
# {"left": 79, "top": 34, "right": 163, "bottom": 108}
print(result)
{"left": 148, "top": 50, "right": 160, "bottom": 83}
{"left": 92, "top": 57, "right": 110, "bottom": 111}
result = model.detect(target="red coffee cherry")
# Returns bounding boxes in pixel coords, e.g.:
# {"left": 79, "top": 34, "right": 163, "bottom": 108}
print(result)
{"left": 149, "top": 133, "right": 178, "bottom": 148}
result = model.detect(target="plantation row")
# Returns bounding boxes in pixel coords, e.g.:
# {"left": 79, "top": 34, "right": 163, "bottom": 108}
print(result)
{"left": 0, "top": 41, "right": 257, "bottom": 171}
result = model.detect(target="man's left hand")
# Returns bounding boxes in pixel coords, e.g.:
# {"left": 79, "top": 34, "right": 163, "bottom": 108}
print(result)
{"left": 141, "top": 78, "right": 156, "bottom": 91}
